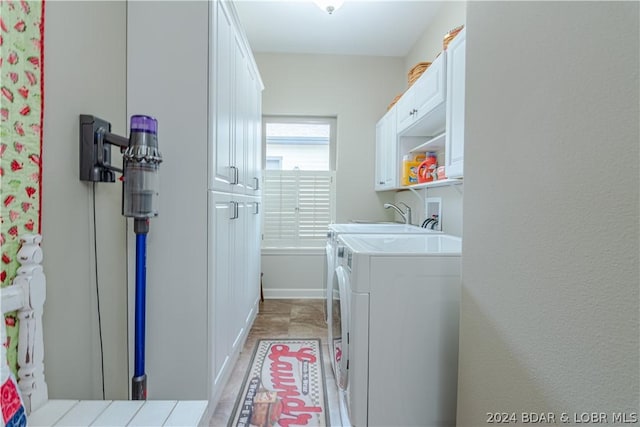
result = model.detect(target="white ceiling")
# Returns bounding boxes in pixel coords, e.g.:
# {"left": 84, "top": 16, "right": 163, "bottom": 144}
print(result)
{"left": 234, "top": 1, "right": 443, "bottom": 57}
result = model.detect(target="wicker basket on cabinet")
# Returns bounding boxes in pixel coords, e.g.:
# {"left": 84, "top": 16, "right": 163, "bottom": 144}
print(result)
{"left": 407, "top": 61, "right": 432, "bottom": 87}
{"left": 443, "top": 25, "right": 464, "bottom": 50}
{"left": 387, "top": 93, "right": 403, "bottom": 111}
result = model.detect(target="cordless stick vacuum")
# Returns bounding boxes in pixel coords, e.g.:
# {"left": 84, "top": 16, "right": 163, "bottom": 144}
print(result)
{"left": 123, "top": 116, "right": 162, "bottom": 400}
{"left": 79, "top": 114, "right": 163, "bottom": 400}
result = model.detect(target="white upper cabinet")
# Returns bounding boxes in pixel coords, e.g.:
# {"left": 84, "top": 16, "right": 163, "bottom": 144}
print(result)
{"left": 374, "top": 27, "right": 466, "bottom": 191}
{"left": 375, "top": 107, "right": 398, "bottom": 190}
{"left": 396, "top": 53, "right": 446, "bottom": 137}
{"left": 444, "top": 27, "right": 466, "bottom": 179}
{"left": 210, "top": 1, "right": 263, "bottom": 194}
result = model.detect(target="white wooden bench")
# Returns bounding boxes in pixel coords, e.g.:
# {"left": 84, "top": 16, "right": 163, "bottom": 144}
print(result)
{"left": 1, "top": 235, "right": 208, "bottom": 426}
{"left": 27, "top": 400, "right": 207, "bottom": 426}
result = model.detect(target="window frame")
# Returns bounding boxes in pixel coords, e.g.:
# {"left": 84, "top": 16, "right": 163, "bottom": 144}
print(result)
{"left": 262, "top": 115, "right": 337, "bottom": 171}
{"left": 261, "top": 115, "right": 337, "bottom": 249}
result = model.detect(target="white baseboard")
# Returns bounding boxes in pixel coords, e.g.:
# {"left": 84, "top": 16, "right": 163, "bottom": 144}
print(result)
{"left": 263, "top": 288, "right": 325, "bottom": 299}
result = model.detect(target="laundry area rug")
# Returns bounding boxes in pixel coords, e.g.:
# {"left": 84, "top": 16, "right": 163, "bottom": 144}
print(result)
{"left": 228, "top": 339, "right": 329, "bottom": 427}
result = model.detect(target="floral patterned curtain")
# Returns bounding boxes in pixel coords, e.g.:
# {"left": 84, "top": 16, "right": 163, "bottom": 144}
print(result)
{"left": 1, "top": 0, "right": 45, "bottom": 373}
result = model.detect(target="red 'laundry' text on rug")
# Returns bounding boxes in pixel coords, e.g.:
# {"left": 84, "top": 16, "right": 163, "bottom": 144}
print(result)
{"left": 229, "top": 339, "right": 329, "bottom": 427}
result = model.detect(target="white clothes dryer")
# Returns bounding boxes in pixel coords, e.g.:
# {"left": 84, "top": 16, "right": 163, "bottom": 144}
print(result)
{"left": 332, "top": 233, "right": 462, "bottom": 427}
{"left": 324, "top": 224, "right": 441, "bottom": 378}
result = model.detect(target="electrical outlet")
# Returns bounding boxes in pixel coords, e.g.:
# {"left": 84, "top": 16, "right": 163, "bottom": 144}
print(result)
{"left": 425, "top": 197, "right": 442, "bottom": 231}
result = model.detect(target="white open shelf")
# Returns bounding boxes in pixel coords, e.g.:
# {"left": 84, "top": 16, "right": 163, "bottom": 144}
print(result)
{"left": 408, "top": 132, "right": 446, "bottom": 153}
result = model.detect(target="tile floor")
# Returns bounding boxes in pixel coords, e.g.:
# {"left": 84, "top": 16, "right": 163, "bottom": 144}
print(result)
{"left": 208, "top": 299, "right": 341, "bottom": 426}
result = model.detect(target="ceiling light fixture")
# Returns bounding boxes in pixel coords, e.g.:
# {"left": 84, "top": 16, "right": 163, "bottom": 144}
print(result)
{"left": 313, "top": 0, "right": 345, "bottom": 15}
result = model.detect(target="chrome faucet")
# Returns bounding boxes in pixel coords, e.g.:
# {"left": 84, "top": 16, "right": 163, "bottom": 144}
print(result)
{"left": 384, "top": 202, "right": 412, "bottom": 225}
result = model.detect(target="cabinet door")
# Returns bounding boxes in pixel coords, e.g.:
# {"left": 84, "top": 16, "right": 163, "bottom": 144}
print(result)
{"left": 211, "top": 2, "right": 235, "bottom": 192}
{"left": 375, "top": 107, "right": 397, "bottom": 190}
{"left": 253, "top": 88, "right": 263, "bottom": 195}
{"left": 230, "top": 198, "right": 248, "bottom": 352}
{"left": 413, "top": 53, "right": 446, "bottom": 124}
{"left": 396, "top": 54, "right": 446, "bottom": 135}
{"left": 209, "top": 192, "right": 233, "bottom": 387}
{"left": 246, "top": 200, "right": 261, "bottom": 315}
{"left": 375, "top": 116, "right": 387, "bottom": 190}
{"left": 244, "top": 68, "right": 262, "bottom": 195}
{"left": 233, "top": 34, "right": 248, "bottom": 194}
{"left": 385, "top": 109, "right": 398, "bottom": 188}
{"left": 445, "top": 28, "right": 466, "bottom": 179}
{"left": 395, "top": 88, "right": 415, "bottom": 134}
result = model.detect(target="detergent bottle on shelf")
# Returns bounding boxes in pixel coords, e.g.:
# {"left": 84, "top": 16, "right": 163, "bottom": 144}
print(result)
{"left": 402, "top": 153, "right": 427, "bottom": 186}
{"left": 417, "top": 151, "right": 438, "bottom": 183}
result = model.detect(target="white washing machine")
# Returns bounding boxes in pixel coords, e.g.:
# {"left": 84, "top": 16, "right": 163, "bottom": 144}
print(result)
{"left": 332, "top": 233, "right": 462, "bottom": 427}
{"left": 324, "top": 224, "right": 441, "bottom": 377}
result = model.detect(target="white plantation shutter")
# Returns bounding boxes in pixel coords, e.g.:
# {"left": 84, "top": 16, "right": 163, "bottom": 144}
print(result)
{"left": 263, "top": 171, "right": 298, "bottom": 243}
{"left": 263, "top": 170, "right": 335, "bottom": 248}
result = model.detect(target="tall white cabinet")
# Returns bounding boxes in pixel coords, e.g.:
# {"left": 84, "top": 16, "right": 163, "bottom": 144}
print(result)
{"left": 127, "top": 0, "right": 263, "bottom": 414}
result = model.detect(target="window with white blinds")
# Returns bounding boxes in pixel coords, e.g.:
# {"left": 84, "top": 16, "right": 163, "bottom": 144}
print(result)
{"left": 262, "top": 116, "right": 336, "bottom": 249}
{"left": 262, "top": 170, "right": 336, "bottom": 248}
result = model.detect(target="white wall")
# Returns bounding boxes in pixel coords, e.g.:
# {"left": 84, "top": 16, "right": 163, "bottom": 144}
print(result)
{"left": 404, "top": 2, "right": 467, "bottom": 79}
{"left": 257, "top": 53, "right": 406, "bottom": 294}
{"left": 394, "top": 185, "right": 463, "bottom": 237}
{"left": 458, "top": 2, "right": 639, "bottom": 424}
{"left": 42, "top": 1, "right": 128, "bottom": 399}
{"left": 261, "top": 250, "right": 325, "bottom": 299}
